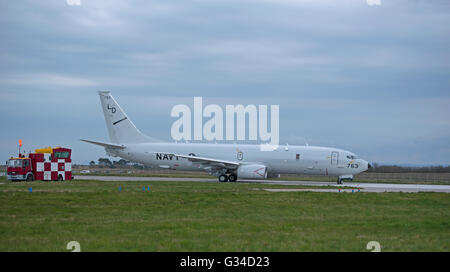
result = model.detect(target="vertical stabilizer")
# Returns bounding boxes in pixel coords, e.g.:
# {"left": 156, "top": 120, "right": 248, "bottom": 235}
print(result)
{"left": 98, "top": 91, "right": 157, "bottom": 144}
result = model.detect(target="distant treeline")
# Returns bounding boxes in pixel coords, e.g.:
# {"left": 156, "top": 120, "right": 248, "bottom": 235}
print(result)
{"left": 73, "top": 158, "right": 150, "bottom": 169}
{"left": 369, "top": 163, "right": 450, "bottom": 173}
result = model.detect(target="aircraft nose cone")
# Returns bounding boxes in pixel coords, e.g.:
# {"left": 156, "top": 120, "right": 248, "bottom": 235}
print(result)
{"left": 360, "top": 160, "right": 370, "bottom": 171}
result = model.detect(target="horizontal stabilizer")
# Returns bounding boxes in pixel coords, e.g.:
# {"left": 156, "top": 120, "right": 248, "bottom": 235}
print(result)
{"left": 80, "top": 139, "right": 125, "bottom": 149}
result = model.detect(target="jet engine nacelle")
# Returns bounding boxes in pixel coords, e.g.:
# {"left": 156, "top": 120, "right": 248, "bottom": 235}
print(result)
{"left": 237, "top": 164, "right": 268, "bottom": 179}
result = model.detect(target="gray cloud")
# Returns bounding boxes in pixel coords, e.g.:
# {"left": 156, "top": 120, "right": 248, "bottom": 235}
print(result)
{"left": 0, "top": 0, "right": 449, "bottom": 165}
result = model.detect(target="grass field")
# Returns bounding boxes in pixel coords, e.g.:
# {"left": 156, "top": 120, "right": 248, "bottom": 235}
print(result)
{"left": 0, "top": 178, "right": 449, "bottom": 252}
{"left": 67, "top": 166, "right": 450, "bottom": 185}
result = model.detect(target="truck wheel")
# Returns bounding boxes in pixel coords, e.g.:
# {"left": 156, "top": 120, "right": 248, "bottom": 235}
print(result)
{"left": 58, "top": 175, "right": 63, "bottom": 181}
{"left": 26, "top": 174, "right": 34, "bottom": 182}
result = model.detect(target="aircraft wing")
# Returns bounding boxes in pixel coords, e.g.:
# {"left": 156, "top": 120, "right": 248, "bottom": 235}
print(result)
{"left": 80, "top": 139, "right": 125, "bottom": 149}
{"left": 156, "top": 152, "right": 240, "bottom": 169}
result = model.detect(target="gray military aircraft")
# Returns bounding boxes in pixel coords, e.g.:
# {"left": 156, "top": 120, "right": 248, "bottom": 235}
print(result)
{"left": 82, "top": 91, "right": 371, "bottom": 184}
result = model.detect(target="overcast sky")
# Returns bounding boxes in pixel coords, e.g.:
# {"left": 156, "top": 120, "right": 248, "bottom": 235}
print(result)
{"left": 1, "top": 0, "right": 449, "bottom": 165}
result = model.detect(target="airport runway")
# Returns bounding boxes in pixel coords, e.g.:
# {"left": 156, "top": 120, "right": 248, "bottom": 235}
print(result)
{"left": 75, "top": 175, "right": 450, "bottom": 193}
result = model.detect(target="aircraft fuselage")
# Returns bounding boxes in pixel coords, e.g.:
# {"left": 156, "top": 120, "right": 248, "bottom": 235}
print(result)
{"left": 109, "top": 142, "right": 369, "bottom": 178}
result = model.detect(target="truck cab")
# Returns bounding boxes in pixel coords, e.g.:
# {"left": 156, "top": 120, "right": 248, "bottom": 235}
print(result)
{"left": 7, "top": 157, "right": 34, "bottom": 181}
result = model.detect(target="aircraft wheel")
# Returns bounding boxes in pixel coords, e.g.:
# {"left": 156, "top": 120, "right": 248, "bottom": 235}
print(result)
{"left": 218, "top": 175, "right": 228, "bottom": 183}
{"left": 228, "top": 174, "right": 237, "bottom": 182}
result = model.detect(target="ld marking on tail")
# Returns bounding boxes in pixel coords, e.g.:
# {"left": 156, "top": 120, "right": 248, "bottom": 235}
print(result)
{"left": 107, "top": 104, "right": 116, "bottom": 114}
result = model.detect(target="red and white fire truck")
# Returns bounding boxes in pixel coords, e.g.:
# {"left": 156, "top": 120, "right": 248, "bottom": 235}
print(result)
{"left": 7, "top": 147, "right": 73, "bottom": 181}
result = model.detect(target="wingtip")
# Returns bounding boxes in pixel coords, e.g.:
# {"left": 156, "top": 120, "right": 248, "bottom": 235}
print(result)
{"left": 80, "top": 139, "right": 94, "bottom": 144}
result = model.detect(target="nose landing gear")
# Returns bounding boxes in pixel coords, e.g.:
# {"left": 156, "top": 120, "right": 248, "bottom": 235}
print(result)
{"left": 337, "top": 175, "right": 353, "bottom": 185}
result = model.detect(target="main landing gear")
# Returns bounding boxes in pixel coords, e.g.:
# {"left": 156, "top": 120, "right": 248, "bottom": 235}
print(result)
{"left": 218, "top": 174, "right": 237, "bottom": 183}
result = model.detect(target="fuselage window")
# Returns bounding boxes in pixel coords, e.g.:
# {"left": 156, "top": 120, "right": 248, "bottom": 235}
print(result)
{"left": 296, "top": 154, "right": 300, "bottom": 160}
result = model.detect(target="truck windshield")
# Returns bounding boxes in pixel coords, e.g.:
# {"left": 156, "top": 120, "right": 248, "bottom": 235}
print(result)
{"left": 8, "top": 159, "right": 22, "bottom": 167}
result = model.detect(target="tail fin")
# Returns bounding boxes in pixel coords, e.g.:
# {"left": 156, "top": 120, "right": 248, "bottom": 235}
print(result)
{"left": 98, "top": 91, "right": 157, "bottom": 144}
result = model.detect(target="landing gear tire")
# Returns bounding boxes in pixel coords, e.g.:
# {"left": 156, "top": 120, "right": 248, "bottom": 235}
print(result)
{"left": 337, "top": 178, "right": 343, "bottom": 185}
{"left": 218, "top": 175, "right": 228, "bottom": 183}
{"left": 228, "top": 174, "right": 237, "bottom": 182}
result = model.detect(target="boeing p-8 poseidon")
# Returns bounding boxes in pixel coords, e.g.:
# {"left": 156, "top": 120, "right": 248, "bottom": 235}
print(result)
{"left": 82, "top": 91, "right": 371, "bottom": 184}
